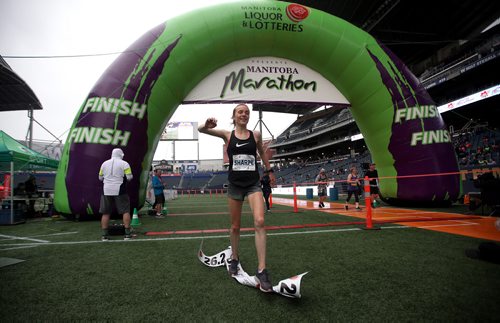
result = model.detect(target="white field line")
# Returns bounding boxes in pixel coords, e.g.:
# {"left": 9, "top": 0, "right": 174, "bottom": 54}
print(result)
{"left": 450, "top": 220, "right": 481, "bottom": 225}
{"left": 30, "top": 232, "right": 79, "bottom": 238}
{"left": 377, "top": 215, "right": 433, "bottom": 220}
{"left": 374, "top": 209, "right": 461, "bottom": 216}
{"left": 0, "top": 234, "right": 49, "bottom": 243}
{"left": 0, "top": 221, "right": 479, "bottom": 249}
{"left": 0, "top": 227, "right": 366, "bottom": 248}
{"left": 0, "top": 245, "right": 41, "bottom": 251}
{"left": 410, "top": 222, "right": 480, "bottom": 229}
{"left": 381, "top": 222, "right": 479, "bottom": 229}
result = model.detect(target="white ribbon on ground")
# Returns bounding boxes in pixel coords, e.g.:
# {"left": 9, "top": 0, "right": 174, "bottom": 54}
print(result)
{"left": 197, "top": 245, "right": 232, "bottom": 268}
{"left": 198, "top": 244, "right": 308, "bottom": 298}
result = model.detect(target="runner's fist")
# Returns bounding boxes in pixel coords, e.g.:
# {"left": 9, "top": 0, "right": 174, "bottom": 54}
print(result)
{"left": 205, "top": 117, "right": 217, "bottom": 129}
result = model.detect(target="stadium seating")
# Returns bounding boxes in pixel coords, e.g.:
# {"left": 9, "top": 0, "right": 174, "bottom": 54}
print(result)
{"left": 161, "top": 176, "right": 181, "bottom": 189}
{"left": 206, "top": 172, "right": 228, "bottom": 189}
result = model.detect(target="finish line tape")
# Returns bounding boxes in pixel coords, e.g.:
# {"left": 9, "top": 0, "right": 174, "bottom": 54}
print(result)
{"left": 198, "top": 242, "right": 307, "bottom": 298}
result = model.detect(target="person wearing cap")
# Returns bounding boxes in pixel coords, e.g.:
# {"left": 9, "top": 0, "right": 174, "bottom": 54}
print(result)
{"left": 98, "top": 148, "right": 133, "bottom": 241}
{"left": 315, "top": 168, "right": 329, "bottom": 208}
{"left": 363, "top": 163, "right": 380, "bottom": 207}
{"left": 152, "top": 168, "right": 166, "bottom": 218}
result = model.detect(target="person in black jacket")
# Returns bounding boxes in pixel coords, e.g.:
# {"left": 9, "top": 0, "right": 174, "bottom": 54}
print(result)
{"left": 261, "top": 172, "right": 272, "bottom": 212}
{"left": 364, "top": 163, "right": 380, "bottom": 207}
{"left": 24, "top": 175, "right": 38, "bottom": 197}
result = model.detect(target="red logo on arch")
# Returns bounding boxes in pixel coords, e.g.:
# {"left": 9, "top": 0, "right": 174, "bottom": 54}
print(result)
{"left": 286, "top": 4, "right": 309, "bottom": 23}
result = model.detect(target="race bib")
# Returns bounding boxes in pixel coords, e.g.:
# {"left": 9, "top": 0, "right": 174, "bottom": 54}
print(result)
{"left": 232, "top": 154, "right": 256, "bottom": 171}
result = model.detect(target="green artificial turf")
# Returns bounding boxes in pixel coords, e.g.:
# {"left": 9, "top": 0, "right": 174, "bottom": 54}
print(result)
{"left": 1, "top": 195, "right": 499, "bottom": 321}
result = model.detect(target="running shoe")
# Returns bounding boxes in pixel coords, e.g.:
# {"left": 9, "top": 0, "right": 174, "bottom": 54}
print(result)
{"left": 101, "top": 236, "right": 109, "bottom": 242}
{"left": 256, "top": 269, "right": 273, "bottom": 292}
{"left": 155, "top": 214, "right": 165, "bottom": 219}
{"left": 355, "top": 206, "right": 362, "bottom": 211}
{"left": 344, "top": 205, "right": 348, "bottom": 210}
{"left": 229, "top": 258, "right": 239, "bottom": 276}
{"left": 124, "top": 234, "right": 132, "bottom": 240}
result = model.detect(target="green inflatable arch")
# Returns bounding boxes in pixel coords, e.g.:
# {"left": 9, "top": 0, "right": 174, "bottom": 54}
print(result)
{"left": 55, "top": 1, "right": 460, "bottom": 216}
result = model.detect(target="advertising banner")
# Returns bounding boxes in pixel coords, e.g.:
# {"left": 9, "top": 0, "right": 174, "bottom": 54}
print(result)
{"left": 184, "top": 56, "right": 349, "bottom": 105}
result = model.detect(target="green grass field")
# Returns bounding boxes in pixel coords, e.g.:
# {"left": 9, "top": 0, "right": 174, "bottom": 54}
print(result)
{"left": 1, "top": 195, "right": 499, "bottom": 321}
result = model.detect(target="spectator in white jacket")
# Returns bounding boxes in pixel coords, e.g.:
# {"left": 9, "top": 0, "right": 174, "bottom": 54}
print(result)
{"left": 98, "top": 148, "right": 133, "bottom": 241}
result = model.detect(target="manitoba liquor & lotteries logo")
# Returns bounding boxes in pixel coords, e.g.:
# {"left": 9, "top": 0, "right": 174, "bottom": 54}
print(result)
{"left": 286, "top": 3, "right": 309, "bottom": 22}
{"left": 241, "top": 3, "right": 310, "bottom": 32}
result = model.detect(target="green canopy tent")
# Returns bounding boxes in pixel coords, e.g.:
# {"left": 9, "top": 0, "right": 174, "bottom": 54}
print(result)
{"left": 0, "top": 130, "right": 59, "bottom": 224}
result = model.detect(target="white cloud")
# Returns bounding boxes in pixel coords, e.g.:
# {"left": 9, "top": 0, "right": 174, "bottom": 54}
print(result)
{"left": 0, "top": 0, "right": 296, "bottom": 159}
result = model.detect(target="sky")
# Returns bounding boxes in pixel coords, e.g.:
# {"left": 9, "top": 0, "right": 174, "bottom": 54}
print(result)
{"left": 0, "top": 0, "right": 298, "bottom": 160}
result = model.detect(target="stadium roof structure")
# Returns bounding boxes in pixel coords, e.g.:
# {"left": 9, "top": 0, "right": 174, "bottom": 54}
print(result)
{"left": 0, "top": 55, "right": 43, "bottom": 112}
{"left": 288, "top": 0, "right": 499, "bottom": 69}
{"left": 252, "top": 103, "right": 349, "bottom": 115}
{"left": 255, "top": 0, "right": 500, "bottom": 115}
{"left": 253, "top": 103, "right": 324, "bottom": 115}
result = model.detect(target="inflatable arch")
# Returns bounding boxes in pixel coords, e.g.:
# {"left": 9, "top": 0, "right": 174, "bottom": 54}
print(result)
{"left": 54, "top": 1, "right": 460, "bottom": 216}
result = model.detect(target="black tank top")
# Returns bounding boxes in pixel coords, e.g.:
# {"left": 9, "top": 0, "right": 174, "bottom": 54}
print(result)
{"left": 227, "top": 130, "right": 259, "bottom": 187}
{"left": 348, "top": 174, "right": 359, "bottom": 191}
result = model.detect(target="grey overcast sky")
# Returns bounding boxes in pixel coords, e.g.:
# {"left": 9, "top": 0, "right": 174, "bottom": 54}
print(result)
{"left": 0, "top": 0, "right": 297, "bottom": 160}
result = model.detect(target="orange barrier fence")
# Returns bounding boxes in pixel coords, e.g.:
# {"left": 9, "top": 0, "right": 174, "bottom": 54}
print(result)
{"left": 271, "top": 168, "right": 499, "bottom": 228}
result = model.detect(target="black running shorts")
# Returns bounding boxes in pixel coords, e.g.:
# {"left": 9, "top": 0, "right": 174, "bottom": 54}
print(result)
{"left": 99, "top": 194, "right": 130, "bottom": 214}
{"left": 227, "top": 181, "right": 262, "bottom": 201}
